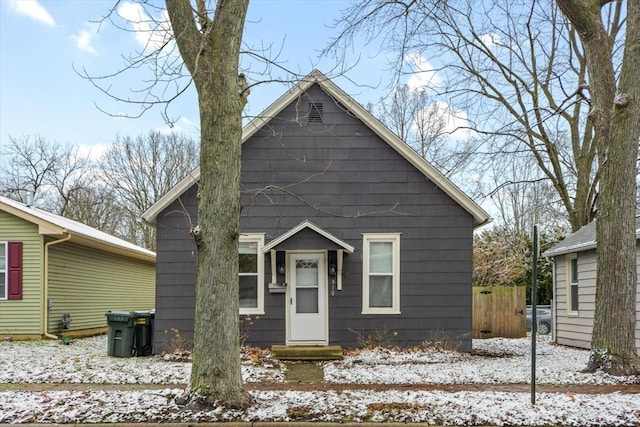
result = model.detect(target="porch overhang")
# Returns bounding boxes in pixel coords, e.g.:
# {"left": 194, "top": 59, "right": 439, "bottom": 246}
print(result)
{"left": 262, "top": 220, "right": 355, "bottom": 254}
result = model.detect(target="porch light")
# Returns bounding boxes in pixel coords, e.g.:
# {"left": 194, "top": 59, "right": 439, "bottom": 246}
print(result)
{"left": 277, "top": 263, "right": 286, "bottom": 275}
{"left": 329, "top": 264, "right": 337, "bottom": 276}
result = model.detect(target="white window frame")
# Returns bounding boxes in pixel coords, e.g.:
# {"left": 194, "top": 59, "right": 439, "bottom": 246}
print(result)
{"left": 566, "top": 253, "right": 578, "bottom": 315}
{"left": 0, "top": 242, "right": 6, "bottom": 300}
{"left": 362, "top": 233, "right": 401, "bottom": 314}
{"left": 239, "top": 234, "right": 265, "bottom": 315}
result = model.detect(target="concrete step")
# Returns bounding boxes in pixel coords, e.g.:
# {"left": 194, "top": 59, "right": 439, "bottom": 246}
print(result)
{"left": 271, "top": 345, "right": 343, "bottom": 360}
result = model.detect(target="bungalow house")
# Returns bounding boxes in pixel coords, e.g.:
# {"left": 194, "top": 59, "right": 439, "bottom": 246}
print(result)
{"left": 543, "top": 218, "right": 640, "bottom": 353}
{"left": 0, "top": 196, "right": 156, "bottom": 339}
{"left": 142, "top": 70, "right": 490, "bottom": 353}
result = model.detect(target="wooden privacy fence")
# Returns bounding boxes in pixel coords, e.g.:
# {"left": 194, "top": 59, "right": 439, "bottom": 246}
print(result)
{"left": 473, "top": 286, "right": 526, "bottom": 339}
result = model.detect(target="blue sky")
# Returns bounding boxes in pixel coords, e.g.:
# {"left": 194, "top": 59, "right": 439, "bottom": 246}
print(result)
{"left": 1, "top": 0, "right": 435, "bottom": 159}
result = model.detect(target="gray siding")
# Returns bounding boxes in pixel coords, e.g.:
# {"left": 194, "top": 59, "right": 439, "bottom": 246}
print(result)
{"left": 554, "top": 248, "right": 640, "bottom": 353}
{"left": 153, "top": 185, "right": 199, "bottom": 351}
{"left": 153, "top": 84, "right": 475, "bottom": 352}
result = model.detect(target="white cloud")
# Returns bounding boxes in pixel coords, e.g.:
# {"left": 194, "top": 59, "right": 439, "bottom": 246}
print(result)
{"left": 404, "top": 53, "right": 441, "bottom": 90}
{"left": 179, "top": 116, "right": 196, "bottom": 127}
{"left": 157, "top": 124, "right": 182, "bottom": 135}
{"left": 77, "top": 143, "right": 110, "bottom": 160}
{"left": 414, "top": 101, "right": 471, "bottom": 139}
{"left": 156, "top": 116, "right": 198, "bottom": 135}
{"left": 71, "top": 23, "right": 99, "bottom": 55}
{"left": 479, "top": 32, "right": 501, "bottom": 48}
{"left": 117, "top": 2, "right": 172, "bottom": 51}
{"left": 8, "top": 0, "right": 55, "bottom": 26}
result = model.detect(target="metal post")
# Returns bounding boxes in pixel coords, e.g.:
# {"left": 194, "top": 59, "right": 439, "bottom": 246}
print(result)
{"left": 531, "top": 224, "right": 538, "bottom": 405}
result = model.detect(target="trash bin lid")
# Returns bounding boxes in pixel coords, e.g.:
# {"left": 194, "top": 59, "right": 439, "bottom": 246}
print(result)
{"left": 133, "top": 310, "right": 155, "bottom": 318}
{"left": 105, "top": 310, "right": 136, "bottom": 321}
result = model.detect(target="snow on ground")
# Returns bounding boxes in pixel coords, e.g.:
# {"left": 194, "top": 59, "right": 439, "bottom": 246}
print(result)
{"left": 2, "top": 388, "right": 639, "bottom": 425}
{"left": 1, "top": 334, "right": 639, "bottom": 425}
{"left": 324, "top": 335, "right": 638, "bottom": 385}
{"left": 0, "top": 335, "right": 282, "bottom": 384}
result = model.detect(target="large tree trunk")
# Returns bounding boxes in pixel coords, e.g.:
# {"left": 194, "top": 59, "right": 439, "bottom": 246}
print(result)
{"left": 166, "top": 0, "right": 250, "bottom": 406}
{"left": 557, "top": 0, "right": 640, "bottom": 375}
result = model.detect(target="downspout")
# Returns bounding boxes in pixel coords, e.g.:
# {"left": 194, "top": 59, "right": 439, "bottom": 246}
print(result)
{"left": 43, "top": 232, "right": 71, "bottom": 339}
{"left": 550, "top": 257, "right": 556, "bottom": 342}
{"left": 545, "top": 255, "right": 556, "bottom": 342}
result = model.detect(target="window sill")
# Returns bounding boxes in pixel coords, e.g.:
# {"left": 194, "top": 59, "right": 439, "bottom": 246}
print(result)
{"left": 361, "top": 309, "right": 401, "bottom": 315}
{"left": 239, "top": 309, "right": 265, "bottom": 316}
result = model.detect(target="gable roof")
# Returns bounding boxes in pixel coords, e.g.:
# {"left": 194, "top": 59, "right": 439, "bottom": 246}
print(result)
{"left": 141, "top": 70, "right": 491, "bottom": 228}
{"left": 543, "top": 214, "right": 640, "bottom": 257}
{"left": 262, "top": 220, "right": 355, "bottom": 253}
{"left": 0, "top": 196, "right": 155, "bottom": 263}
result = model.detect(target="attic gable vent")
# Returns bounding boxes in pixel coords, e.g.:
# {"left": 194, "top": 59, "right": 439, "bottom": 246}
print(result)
{"left": 308, "top": 103, "right": 324, "bottom": 123}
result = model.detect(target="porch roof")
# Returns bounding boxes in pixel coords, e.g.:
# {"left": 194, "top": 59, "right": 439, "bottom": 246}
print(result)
{"left": 262, "top": 220, "right": 355, "bottom": 254}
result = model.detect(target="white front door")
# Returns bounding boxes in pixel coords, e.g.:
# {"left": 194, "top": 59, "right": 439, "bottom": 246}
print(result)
{"left": 288, "top": 252, "right": 327, "bottom": 344}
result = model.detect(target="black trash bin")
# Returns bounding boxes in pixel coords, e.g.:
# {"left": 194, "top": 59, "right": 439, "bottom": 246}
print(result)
{"left": 105, "top": 311, "right": 136, "bottom": 357}
{"left": 106, "top": 310, "right": 155, "bottom": 357}
{"left": 133, "top": 310, "right": 155, "bottom": 356}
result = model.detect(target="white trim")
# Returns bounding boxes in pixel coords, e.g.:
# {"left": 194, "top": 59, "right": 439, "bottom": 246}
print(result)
{"left": 362, "top": 233, "right": 401, "bottom": 314}
{"left": 239, "top": 233, "right": 265, "bottom": 315}
{"left": 566, "top": 253, "right": 579, "bottom": 316}
{"left": 270, "top": 249, "right": 277, "bottom": 286}
{"left": 337, "top": 249, "right": 344, "bottom": 291}
{"left": 1, "top": 196, "right": 154, "bottom": 262}
{"left": 285, "top": 250, "right": 329, "bottom": 345}
{"left": 140, "top": 70, "right": 490, "bottom": 228}
{"left": 262, "top": 220, "right": 355, "bottom": 253}
{"left": 0, "top": 241, "right": 7, "bottom": 300}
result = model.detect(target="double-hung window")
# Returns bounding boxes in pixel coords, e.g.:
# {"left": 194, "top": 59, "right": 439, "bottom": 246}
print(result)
{"left": 238, "top": 234, "right": 265, "bottom": 315}
{"left": 567, "top": 254, "right": 579, "bottom": 314}
{"left": 362, "top": 233, "right": 400, "bottom": 314}
{"left": 0, "top": 242, "right": 6, "bottom": 299}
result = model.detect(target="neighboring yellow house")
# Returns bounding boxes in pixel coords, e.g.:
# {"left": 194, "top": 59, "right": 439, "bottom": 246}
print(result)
{"left": 0, "top": 196, "right": 155, "bottom": 340}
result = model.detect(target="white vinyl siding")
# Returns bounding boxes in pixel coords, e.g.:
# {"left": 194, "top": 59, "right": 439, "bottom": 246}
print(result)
{"left": 362, "top": 233, "right": 400, "bottom": 314}
{"left": 239, "top": 234, "right": 265, "bottom": 315}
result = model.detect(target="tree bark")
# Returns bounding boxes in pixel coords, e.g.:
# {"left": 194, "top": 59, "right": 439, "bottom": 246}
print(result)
{"left": 556, "top": 0, "right": 640, "bottom": 375}
{"left": 166, "top": 0, "right": 250, "bottom": 406}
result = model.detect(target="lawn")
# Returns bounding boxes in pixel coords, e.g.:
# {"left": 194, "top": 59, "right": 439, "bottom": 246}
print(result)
{"left": 0, "top": 334, "right": 638, "bottom": 425}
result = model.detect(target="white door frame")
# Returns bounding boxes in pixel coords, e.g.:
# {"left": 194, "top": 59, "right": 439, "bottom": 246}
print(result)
{"left": 286, "top": 250, "right": 329, "bottom": 345}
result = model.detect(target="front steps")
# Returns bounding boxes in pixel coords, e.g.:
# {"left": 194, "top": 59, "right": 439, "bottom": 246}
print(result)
{"left": 271, "top": 345, "right": 343, "bottom": 360}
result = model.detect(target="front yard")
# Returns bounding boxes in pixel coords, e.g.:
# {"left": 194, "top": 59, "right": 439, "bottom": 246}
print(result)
{"left": 0, "top": 334, "right": 638, "bottom": 425}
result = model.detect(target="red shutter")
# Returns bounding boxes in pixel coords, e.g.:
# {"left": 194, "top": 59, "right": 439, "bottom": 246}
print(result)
{"left": 7, "top": 242, "right": 23, "bottom": 300}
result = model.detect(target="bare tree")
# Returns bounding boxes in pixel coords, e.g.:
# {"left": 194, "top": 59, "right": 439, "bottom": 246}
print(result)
{"left": 0, "top": 135, "right": 92, "bottom": 213}
{"left": 164, "top": 0, "right": 250, "bottom": 407}
{"left": 329, "top": 0, "right": 619, "bottom": 232}
{"left": 61, "top": 186, "right": 128, "bottom": 235}
{"left": 485, "top": 156, "right": 567, "bottom": 234}
{"left": 556, "top": 0, "right": 640, "bottom": 375}
{"left": 99, "top": 131, "right": 199, "bottom": 249}
{"left": 330, "top": 0, "right": 637, "bottom": 375}
{"left": 375, "top": 84, "right": 474, "bottom": 178}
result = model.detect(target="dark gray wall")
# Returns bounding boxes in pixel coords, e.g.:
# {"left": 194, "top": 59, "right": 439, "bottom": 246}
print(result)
{"left": 153, "top": 83, "right": 474, "bottom": 353}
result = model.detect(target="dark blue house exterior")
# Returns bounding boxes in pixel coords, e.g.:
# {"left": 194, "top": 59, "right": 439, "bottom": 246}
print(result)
{"left": 142, "top": 70, "right": 490, "bottom": 353}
